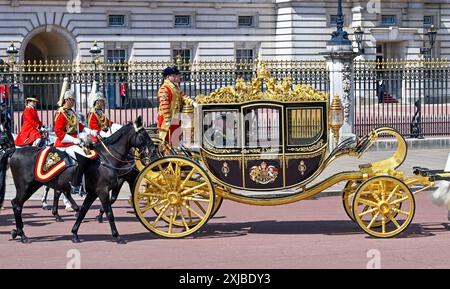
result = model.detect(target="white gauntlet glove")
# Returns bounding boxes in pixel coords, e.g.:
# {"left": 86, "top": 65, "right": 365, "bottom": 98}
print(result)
{"left": 90, "top": 130, "right": 98, "bottom": 137}
{"left": 61, "top": 133, "right": 80, "bottom": 145}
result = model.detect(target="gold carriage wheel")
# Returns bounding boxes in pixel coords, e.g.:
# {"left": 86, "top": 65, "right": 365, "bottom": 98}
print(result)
{"left": 342, "top": 180, "right": 361, "bottom": 221}
{"left": 154, "top": 186, "right": 223, "bottom": 228}
{"left": 352, "top": 176, "right": 415, "bottom": 238}
{"left": 133, "top": 156, "right": 215, "bottom": 238}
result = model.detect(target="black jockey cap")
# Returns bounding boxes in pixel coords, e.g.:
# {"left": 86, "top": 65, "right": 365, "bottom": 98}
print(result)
{"left": 162, "top": 66, "right": 180, "bottom": 78}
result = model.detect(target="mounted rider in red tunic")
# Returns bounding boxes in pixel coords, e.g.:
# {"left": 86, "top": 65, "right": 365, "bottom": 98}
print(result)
{"left": 54, "top": 77, "right": 98, "bottom": 195}
{"left": 15, "top": 97, "right": 44, "bottom": 147}
{"left": 87, "top": 81, "right": 119, "bottom": 143}
{"left": 157, "top": 66, "right": 196, "bottom": 144}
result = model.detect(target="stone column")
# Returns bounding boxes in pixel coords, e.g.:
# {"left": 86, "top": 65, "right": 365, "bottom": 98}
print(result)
{"left": 322, "top": 49, "right": 358, "bottom": 145}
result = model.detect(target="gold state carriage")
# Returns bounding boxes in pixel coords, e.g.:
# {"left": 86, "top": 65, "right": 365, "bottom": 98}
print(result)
{"left": 132, "top": 63, "right": 444, "bottom": 239}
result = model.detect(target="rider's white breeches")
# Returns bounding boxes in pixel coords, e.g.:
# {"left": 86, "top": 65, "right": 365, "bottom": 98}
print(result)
{"left": 56, "top": 145, "right": 89, "bottom": 160}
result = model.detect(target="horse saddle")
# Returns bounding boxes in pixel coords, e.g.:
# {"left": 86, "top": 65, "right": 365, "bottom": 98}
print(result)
{"left": 34, "top": 147, "right": 75, "bottom": 182}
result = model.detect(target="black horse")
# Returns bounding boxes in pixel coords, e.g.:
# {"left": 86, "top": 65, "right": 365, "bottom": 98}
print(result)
{"left": 7, "top": 116, "right": 154, "bottom": 244}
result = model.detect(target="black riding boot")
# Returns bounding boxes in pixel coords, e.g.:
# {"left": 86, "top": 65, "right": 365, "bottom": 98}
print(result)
{"left": 70, "top": 153, "right": 90, "bottom": 196}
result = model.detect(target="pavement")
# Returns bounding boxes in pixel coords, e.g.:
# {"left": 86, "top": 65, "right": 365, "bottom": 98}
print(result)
{"left": 0, "top": 147, "right": 449, "bottom": 269}
{"left": 0, "top": 193, "right": 449, "bottom": 269}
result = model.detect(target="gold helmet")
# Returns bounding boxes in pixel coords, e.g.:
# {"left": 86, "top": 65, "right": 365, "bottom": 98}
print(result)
{"left": 57, "top": 77, "right": 75, "bottom": 107}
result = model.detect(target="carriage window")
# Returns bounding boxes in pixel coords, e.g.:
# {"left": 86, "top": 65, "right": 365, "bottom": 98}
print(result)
{"left": 244, "top": 107, "right": 281, "bottom": 148}
{"left": 287, "top": 108, "right": 323, "bottom": 146}
{"left": 203, "top": 110, "right": 239, "bottom": 148}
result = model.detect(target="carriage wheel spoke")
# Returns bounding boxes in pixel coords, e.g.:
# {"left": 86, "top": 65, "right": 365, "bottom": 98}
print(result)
{"left": 368, "top": 186, "right": 381, "bottom": 203}
{"left": 385, "top": 185, "right": 400, "bottom": 203}
{"left": 158, "top": 164, "right": 174, "bottom": 191}
{"left": 139, "top": 191, "right": 164, "bottom": 198}
{"left": 358, "top": 207, "right": 378, "bottom": 217}
{"left": 358, "top": 198, "right": 378, "bottom": 208}
{"left": 181, "top": 182, "right": 209, "bottom": 196}
{"left": 168, "top": 207, "right": 175, "bottom": 234}
{"left": 366, "top": 212, "right": 380, "bottom": 229}
{"left": 174, "top": 162, "right": 181, "bottom": 190}
{"left": 144, "top": 175, "right": 168, "bottom": 193}
{"left": 388, "top": 215, "right": 401, "bottom": 229}
{"left": 381, "top": 216, "right": 386, "bottom": 234}
{"left": 180, "top": 168, "right": 196, "bottom": 190}
{"left": 140, "top": 199, "right": 167, "bottom": 214}
{"left": 181, "top": 202, "right": 204, "bottom": 219}
{"left": 183, "top": 196, "right": 211, "bottom": 203}
{"left": 153, "top": 202, "right": 170, "bottom": 226}
{"left": 389, "top": 195, "right": 409, "bottom": 206}
{"left": 178, "top": 206, "right": 191, "bottom": 230}
{"left": 194, "top": 201, "right": 207, "bottom": 214}
{"left": 391, "top": 207, "right": 410, "bottom": 216}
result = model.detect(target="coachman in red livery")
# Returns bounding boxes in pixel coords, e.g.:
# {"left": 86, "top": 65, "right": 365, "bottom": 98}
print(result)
{"left": 15, "top": 97, "right": 43, "bottom": 147}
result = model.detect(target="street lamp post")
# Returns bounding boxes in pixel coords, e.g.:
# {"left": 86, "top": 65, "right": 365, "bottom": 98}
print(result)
{"left": 328, "top": 0, "right": 352, "bottom": 47}
{"left": 89, "top": 41, "right": 102, "bottom": 82}
{"left": 5, "top": 41, "right": 18, "bottom": 130}
{"left": 353, "top": 26, "right": 365, "bottom": 55}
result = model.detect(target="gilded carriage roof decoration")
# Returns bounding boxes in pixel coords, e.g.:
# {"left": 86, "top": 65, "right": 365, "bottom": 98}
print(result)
{"left": 196, "top": 60, "right": 328, "bottom": 104}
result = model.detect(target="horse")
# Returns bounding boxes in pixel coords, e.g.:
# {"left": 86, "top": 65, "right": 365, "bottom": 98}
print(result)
{"left": 6, "top": 116, "right": 154, "bottom": 244}
{"left": 12, "top": 128, "right": 80, "bottom": 220}
{"left": 432, "top": 152, "right": 450, "bottom": 221}
{"left": 0, "top": 119, "right": 15, "bottom": 210}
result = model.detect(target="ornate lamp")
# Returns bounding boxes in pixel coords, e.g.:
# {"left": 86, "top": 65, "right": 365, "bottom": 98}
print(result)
{"left": 6, "top": 41, "right": 18, "bottom": 69}
{"left": 330, "top": 94, "right": 344, "bottom": 146}
{"left": 180, "top": 102, "right": 195, "bottom": 147}
{"left": 89, "top": 41, "right": 102, "bottom": 66}
{"left": 353, "top": 26, "right": 365, "bottom": 54}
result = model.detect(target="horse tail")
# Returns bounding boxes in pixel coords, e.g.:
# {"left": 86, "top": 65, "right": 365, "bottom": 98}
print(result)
{"left": 0, "top": 147, "right": 14, "bottom": 209}
{"left": 432, "top": 153, "right": 450, "bottom": 208}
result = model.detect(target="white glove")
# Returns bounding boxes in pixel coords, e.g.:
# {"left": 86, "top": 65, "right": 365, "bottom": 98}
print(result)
{"left": 165, "top": 120, "right": 171, "bottom": 127}
{"left": 61, "top": 133, "right": 78, "bottom": 144}
{"left": 83, "top": 127, "right": 92, "bottom": 135}
{"left": 90, "top": 130, "right": 98, "bottom": 137}
{"left": 73, "top": 138, "right": 81, "bottom": 145}
{"left": 192, "top": 101, "right": 198, "bottom": 108}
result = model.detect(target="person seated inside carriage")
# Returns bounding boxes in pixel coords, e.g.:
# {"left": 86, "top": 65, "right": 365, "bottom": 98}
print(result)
{"left": 54, "top": 80, "right": 98, "bottom": 195}
{"left": 14, "top": 96, "right": 46, "bottom": 148}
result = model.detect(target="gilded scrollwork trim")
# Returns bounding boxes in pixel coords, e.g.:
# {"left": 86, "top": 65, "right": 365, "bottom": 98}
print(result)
{"left": 196, "top": 62, "right": 328, "bottom": 104}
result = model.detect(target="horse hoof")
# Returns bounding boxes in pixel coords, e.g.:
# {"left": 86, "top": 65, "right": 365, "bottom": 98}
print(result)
{"left": 21, "top": 236, "right": 30, "bottom": 244}
{"left": 95, "top": 216, "right": 103, "bottom": 223}
{"left": 72, "top": 236, "right": 81, "bottom": 244}
{"left": 55, "top": 216, "right": 63, "bottom": 222}
{"left": 11, "top": 229, "right": 17, "bottom": 239}
{"left": 114, "top": 237, "right": 127, "bottom": 245}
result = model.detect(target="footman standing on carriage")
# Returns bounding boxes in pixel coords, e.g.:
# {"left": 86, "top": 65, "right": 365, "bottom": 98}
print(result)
{"left": 54, "top": 78, "right": 98, "bottom": 195}
{"left": 157, "top": 66, "right": 196, "bottom": 144}
{"left": 14, "top": 96, "right": 44, "bottom": 147}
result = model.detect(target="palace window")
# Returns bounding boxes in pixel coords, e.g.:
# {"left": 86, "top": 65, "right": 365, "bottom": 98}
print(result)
{"left": 423, "top": 16, "right": 434, "bottom": 27}
{"left": 174, "top": 15, "right": 192, "bottom": 28}
{"left": 381, "top": 15, "right": 397, "bottom": 26}
{"left": 108, "top": 15, "right": 125, "bottom": 27}
{"left": 329, "top": 15, "right": 338, "bottom": 27}
{"left": 238, "top": 16, "right": 254, "bottom": 28}
{"left": 107, "top": 49, "right": 127, "bottom": 64}
{"left": 236, "top": 49, "right": 254, "bottom": 63}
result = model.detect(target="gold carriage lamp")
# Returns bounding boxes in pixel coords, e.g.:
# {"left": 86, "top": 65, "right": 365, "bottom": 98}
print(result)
{"left": 180, "top": 102, "right": 195, "bottom": 147}
{"left": 329, "top": 94, "right": 344, "bottom": 146}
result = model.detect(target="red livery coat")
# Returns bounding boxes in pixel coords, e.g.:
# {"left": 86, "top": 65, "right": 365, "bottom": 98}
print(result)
{"left": 54, "top": 107, "right": 84, "bottom": 148}
{"left": 15, "top": 106, "right": 42, "bottom": 146}
{"left": 87, "top": 109, "right": 112, "bottom": 142}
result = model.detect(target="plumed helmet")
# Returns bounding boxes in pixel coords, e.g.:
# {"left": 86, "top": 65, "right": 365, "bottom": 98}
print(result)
{"left": 88, "top": 81, "right": 105, "bottom": 108}
{"left": 162, "top": 66, "right": 180, "bottom": 78}
{"left": 57, "top": 77, "right": 75, "bottom": 106}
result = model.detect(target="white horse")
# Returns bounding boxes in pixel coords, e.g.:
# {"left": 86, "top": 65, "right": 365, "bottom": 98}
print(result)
{"left": 431, "top": 152, "right": 450, "bottom": 221}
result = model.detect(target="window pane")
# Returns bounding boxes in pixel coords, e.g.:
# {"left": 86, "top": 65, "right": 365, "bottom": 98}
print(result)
{"left": 203, "top": 110, "right": 239, "bottom": 148}
{"left": 244, "top": 107, "right": 280, "bottom": 148}
{"left": 238, "top": 16, "right": 254, "bottom": 27}
{"left": 287, "top": 108, "right": 323, "bottom": 146}
{"left": 329, "top": 15, "right": 338, "bottom": 27}
{"left": 381, "top": 15, "right": 396, "bottom": 26}
{"left": 175, "top": 15, "right": 191, "bottom": 27}
{"left": 107, "top": 49, "right": 126, "bottom": 63}
{"left": 236, "top": 49, "right": 253, "bottom": 62}
{"left": 109, "top": 15, "right": 125, "bottom": 26}
{"left": 424, "top": 16, "right": 433, "bottom": 26}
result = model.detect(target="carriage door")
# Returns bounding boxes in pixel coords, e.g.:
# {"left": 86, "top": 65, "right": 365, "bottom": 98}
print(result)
{"left": 242, "top": 104, "right": 284, "bottom": 190}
